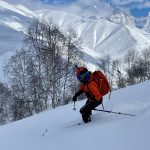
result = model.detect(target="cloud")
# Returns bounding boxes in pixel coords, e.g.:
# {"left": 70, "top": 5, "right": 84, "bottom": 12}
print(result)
{"left": 111, "top": 0, "right": 145, "bottom": 6}
{"left": 4, "top": 0, "right": 150, "bottom": 10}
{"left": 110, "top": 0, "right": 150, "bottom": 15}
{"left": 4, "top": 0, "right": 150, "bottom": 17}
{"left": 59, "top": 0, "right": 114, "bottom": 17}
{"left": 111, "top": 0, "right": 150, "bottom": 9}
{"left": 4, "top": 0, "right": 111, "bottom": 10}
{"left": 138, "top": 1, "right": 150, "bottom": 9}
{"left": 4, "top": 0, "right": 52, "bottom": 10}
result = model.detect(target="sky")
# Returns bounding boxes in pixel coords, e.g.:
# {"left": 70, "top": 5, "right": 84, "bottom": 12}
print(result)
{"left": 4, "top": 0, "right": 150, "bottom": 17}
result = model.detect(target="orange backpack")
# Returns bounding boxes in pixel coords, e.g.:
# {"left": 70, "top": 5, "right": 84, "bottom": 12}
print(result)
{"left": 92, "top": 70, "right": 111, "bottom": 97}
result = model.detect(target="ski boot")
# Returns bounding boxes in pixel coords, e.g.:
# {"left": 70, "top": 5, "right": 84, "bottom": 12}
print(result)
{"left": 82, "top": 113, "right": 91, "bottom": 123}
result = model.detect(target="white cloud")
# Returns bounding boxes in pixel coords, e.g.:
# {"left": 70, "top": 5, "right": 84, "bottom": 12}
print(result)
{"left": 110, "top": 0, "right": 150, "bottom": 13}
{"left": 4, "top": 0, "right": 149, "bottom": 17}
{"left": 112, "top": 0, "right": 145, "bottom": 6}
{"left": 5, "top": 0, "right": 113, "bottom": 17}
{"left": 60, "top": 0, "right": 114, "bottom": 17}
{"left": 141, "top": 1, "right": 150, "bottom": 8}
{"left": 76, "top": 0, "right": 100, "bottom": 5}
{"left": 4, "top": 0, "right": 150, "bottom": 10}
{"left": 4, "top": 0, "right": 51, "bottom": 10}
{"left": 123, "top": 1, "right": 150, "bottom": 9}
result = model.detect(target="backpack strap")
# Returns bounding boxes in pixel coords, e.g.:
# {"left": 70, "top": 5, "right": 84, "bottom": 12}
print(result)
{"left": 102, "top": 102, "right": 105, "bottom": 110}
{"left": 108, "top": 90, "right": 111, "bottom": 99}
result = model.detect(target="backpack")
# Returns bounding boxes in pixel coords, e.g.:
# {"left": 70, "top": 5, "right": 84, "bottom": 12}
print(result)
{"left": 92, "top": 70, "right": 111, "bottom": 97}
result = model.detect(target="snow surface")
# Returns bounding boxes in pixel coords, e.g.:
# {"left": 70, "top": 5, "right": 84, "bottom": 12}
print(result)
{"left": 0, "top": 0, "right": 33, "bottom": 82}
{"left": 0, "top": 81, "right": 150, "bottom": 150}
{"left": 0, "top": 1, "right": 150, "bottom": 149}
{"left": 35, "top": 9, "right": 150, "bottom": 58}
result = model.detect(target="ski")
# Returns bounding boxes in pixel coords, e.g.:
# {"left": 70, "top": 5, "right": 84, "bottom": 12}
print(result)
{"left": 93, "top": 108, "right": 136, "bottom": 116}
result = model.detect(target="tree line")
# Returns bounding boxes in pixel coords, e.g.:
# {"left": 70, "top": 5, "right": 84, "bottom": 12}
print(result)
{"left": 0, "top": 18, "right": 150, "bottom": 125}
{"left": 98, "top": 48, "right": 150, "bottom": 89}
{"left": 0, "top": 19, "right": 82, "bottom": 124}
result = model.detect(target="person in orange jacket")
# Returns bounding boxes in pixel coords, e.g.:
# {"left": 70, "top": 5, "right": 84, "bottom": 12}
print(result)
{"left": 73, "top": 66, "right": 103, "bottom": 123}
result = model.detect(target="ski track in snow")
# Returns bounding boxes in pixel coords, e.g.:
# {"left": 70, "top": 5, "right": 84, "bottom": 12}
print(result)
{"left": 0, "top": 78, "right": 150, "bottom": 150}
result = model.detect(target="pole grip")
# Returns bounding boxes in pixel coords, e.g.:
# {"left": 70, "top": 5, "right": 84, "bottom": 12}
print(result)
{"left": 73, "top": 101, "right": 76, "bottom": 111}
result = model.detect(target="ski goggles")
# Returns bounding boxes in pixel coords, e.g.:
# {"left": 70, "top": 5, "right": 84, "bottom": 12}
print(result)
{"left": 77, "top": 71, "right": 89, "bottom": 81}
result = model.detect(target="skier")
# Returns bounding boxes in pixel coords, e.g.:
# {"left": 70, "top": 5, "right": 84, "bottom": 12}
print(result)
{"left": 73, "top": 66, "right": 107, "bottom": 123}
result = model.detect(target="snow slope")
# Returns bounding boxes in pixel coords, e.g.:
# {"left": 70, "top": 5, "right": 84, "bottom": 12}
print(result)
{"left": 143, "top": 12, "right": 150, "bottom": 33}
{"left": 0, "top": 80, "right": 150, "bottom": 150}
{"left": 35, "top": 9, "right": 150, "bottom": 58}
{"left": 0, "top": 0, "right": 34, "bottom": 81}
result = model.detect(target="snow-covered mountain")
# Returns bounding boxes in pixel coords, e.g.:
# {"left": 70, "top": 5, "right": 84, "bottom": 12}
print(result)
{"left": 0, "top": 1, "right": 34, "bottom": 81}
{"left": 0, "top": 0, "right": 150, "bottom": 81}
{"left": 109, "top": 9, "right": 135, "bottom": 27}
{"left": 35, "top": 9, "right": 150, "bottom": 58}
{"left": 135, "top": 17, "right": 147, "bottom": 29}
{"left": 0, "top": 2, "right": 150, "bottom": 149}
{"left": 143, "top": 12, "right": 150, "bottom": 33}
{"left": 0, "top": 80, "right": 150, "bottom": 150}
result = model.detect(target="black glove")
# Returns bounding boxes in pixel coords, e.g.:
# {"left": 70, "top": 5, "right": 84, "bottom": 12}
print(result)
{"left": 72, "top": 95, "right": 77, "bottom": 102}
{"left": 72, "top": 90, "right": 83, "bottom": 102}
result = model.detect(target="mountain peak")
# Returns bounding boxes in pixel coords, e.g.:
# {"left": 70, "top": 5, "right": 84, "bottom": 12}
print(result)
{"left": 0, "top": 0, "right": 35, "bottom": 17}
{"left": 143, "top": 12, "right": 150, "bottom": 32}
{"left": 109, "top": 8, "right": 135, "bottom": 26}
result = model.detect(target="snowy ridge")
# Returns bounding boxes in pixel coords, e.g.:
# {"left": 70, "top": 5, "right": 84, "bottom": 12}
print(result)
{"left": 35, "top": 9, "right": 150, "bottom": 58}
{"left": 0, "top": 0, "right": 35, "bottom": 18}
{"left": 109, "top": 9, "right": 135, "bottom": 27}
{"left": 0, "top": 0, "right": 34, "bottom": 81}
{"left": 143, "top": 12, "right": 150, "bottom": 33}
{"left": 1, "top": 1, "right": 150, "bottom": 81}
{"left": 0, "top": 81, "right": 150, "bottom": 150}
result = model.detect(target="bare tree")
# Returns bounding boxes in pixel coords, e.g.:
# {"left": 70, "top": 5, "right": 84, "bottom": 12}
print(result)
{"left": 61, "top": 28, "right": 82, "bottom": 102}
{"left": 141, "top": 48, "right": 150, "bottom": 80}
{"left": 3, "top": 18, "right": 82, "bottom": 123}
{"left": 0, "top": 83, "right": 12, "bottom": 124}
{"left": 4, "top": 49, "right": 34, "bottom": 120}
{"left": 124, "top": 49, "right": 139, "bottom": 85}
{"left": 25, "top": 19, "right": 82, "bottom": 107}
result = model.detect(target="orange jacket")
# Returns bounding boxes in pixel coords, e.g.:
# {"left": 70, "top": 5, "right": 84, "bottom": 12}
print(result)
{"left": 79, "top": 74, "right": 103, "bottom": 102}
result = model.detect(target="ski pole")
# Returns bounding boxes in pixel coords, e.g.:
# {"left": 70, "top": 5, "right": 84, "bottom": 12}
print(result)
{"left": 93, "top": 108, "right": 136, "bottom": 116}
{"left": 73, "top": 101, "right": 76, "bottom": 111}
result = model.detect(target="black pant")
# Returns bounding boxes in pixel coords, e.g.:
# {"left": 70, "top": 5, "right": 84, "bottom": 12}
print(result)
{"left": 80, "top": 98, "right": 103, "bottom": 122}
